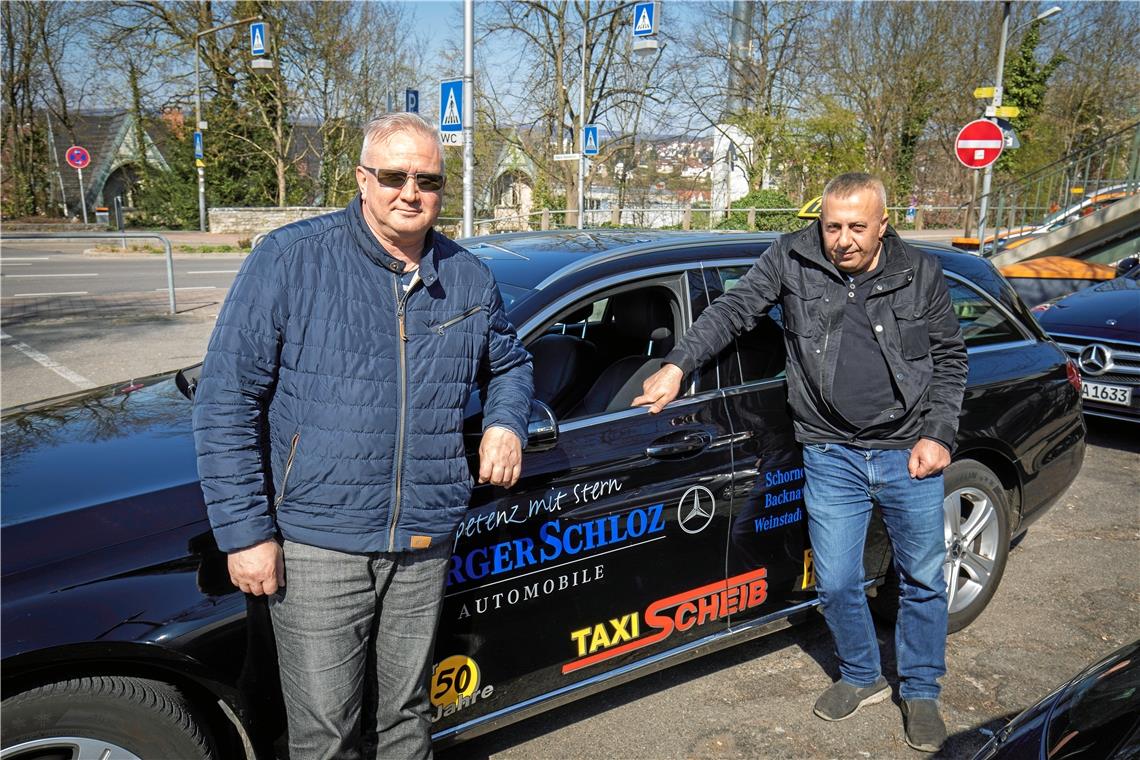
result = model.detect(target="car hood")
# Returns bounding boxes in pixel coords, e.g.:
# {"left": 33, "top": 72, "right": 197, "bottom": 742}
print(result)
{"left": 1037, "top": 276, "right": 1140, "bottom": 341}
{"left": 0, "top": 371, "right": 205, "bottom": 577}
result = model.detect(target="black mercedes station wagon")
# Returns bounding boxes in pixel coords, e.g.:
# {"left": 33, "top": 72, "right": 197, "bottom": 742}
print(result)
{"left": 1, "top": 231, "right": 1086, "bottom": 759}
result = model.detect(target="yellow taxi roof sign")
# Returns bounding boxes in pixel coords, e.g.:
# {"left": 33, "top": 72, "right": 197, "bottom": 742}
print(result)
{"left": 797, "top": 196, "right": 822, "bottom": 219}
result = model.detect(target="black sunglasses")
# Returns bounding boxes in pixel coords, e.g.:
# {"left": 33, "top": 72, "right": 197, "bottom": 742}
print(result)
{"left": 360, "top": 166, "right": 445, "bottom": 193}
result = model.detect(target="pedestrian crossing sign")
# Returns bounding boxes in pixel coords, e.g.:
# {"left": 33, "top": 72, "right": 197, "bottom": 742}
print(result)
{"left": 439, "top": 79, "right": 463, "bottom": 133}
{"left": 583, "top": 124, "right": 600, "bottom": 156}
{"left": 632, "top": 2, "right": 657, "bottom": 37}
{"left": 249, "top": 22, "right": 266, "bottom": 56}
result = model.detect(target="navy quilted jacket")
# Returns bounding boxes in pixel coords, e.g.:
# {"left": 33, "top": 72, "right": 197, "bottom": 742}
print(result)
{"left": 192, "top": 196, "right": 533, "bottom": 554}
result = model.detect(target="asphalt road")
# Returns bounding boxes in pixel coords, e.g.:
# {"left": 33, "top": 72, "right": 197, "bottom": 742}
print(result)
{"left": 0, "top": 243, "right": 240, "bottom": 409}
{"left": 0, "top": 241, "right": 242, "bottom": 298}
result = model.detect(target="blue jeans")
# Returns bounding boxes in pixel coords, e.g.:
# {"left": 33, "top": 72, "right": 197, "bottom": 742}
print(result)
{"left": 802, "top": 443, "right": 947, "bottom": 701}
{"left": 269, "top": 540, "right": 451, "bottom": 760}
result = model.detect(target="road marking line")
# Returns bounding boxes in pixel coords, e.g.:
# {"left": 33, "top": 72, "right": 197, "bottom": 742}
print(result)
{"left": 1, "top": 263, "right": 33, "bottom": 266}
{"left": 155, "top": 286, "right": 217, "bottom": 291}
{"left": 186, "top": 270, "right": 240, "bottom": 274}
{"left": 12, "top": 291, "right": 89, "bottom": 297}
{"left": 0, "top": 257, "right": 50, "bottom": 261}
{"left": 0, "top": 331, "right": 95, "bottom": 389}
{"left": 3, "top": 273, "right": 100, "bottom": 278}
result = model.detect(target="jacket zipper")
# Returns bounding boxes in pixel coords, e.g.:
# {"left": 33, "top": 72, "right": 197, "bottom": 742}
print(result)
{"left": 432, "top": 305, "right": 482, "bottom": 335}
{"left": 274, "top": 432, "right": 300, "bottom": 508}
{"left": 390, "top": 274, "right": 421, "bottom": 551}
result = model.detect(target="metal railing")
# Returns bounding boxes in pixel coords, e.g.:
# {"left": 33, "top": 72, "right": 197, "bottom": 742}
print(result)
{"left": 439, "top": 205, "right": 966, "bottom": 238}
{"left": 0, "top": 233, "right": 178, "bottom": 314}
{"left": 978, "top": 120, "right": 1140, "bottom": 254}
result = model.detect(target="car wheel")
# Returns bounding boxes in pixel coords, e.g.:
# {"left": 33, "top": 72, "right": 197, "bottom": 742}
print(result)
{"left": 942, "top": 460, "right": 1010, "bottom": 633}
{"left": 1, "top": 676, "right": 216, "bottom": 760}
{"left": 868, "top": 460, "right": 1011, "bottom": 634}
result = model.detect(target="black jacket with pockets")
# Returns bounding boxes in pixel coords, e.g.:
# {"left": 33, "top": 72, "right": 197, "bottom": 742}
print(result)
{"left": 665, "top": 223, "right": 968, "bottom": 450}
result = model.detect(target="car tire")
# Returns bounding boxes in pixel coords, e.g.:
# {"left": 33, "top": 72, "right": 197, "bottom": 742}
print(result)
{"left": 868, "top": 459, "right": 1011, "bottom": 634}
{"left": 0, "top": 676, "right": 216, "bottom": 760}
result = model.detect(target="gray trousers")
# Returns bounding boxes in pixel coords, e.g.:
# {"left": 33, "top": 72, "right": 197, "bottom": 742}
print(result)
{"left": 269, "top": 539, "right": 451, "bottom": 760}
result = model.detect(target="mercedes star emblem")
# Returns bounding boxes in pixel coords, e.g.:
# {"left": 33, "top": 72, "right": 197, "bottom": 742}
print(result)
{"left": 678, "top": 486, "right": 716, "bottom": 534}
{"left": 1078, "top": 344, "right": 1114, "bottom": 376}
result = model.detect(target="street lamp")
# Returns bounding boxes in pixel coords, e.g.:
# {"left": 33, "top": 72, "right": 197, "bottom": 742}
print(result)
{"left": 194, "top": 16, "right": 274, "bottom": 232}
{"left": 976, "top": 3, "right": 1062, "bottom": 248}
{"left": 577, "top": 1, "right": 659, "bottom": 229}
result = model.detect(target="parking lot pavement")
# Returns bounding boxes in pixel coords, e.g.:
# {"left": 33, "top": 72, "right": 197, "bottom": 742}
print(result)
{"left": 0, "top": 310, "right": 219, "bottom": 410}
{"left": 442, "top": 419, "right": 1138, "bottom": 760}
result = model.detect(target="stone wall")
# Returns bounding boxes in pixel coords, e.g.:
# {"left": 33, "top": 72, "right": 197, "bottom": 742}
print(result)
{"left": 208, "top": 207, "right": 337, "bottom": 234}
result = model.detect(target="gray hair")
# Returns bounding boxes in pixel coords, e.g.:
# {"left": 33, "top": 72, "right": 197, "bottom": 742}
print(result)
{"left": 822, "top": 172, "right": 887, "bottom": 213}
{"left": 360, "top": 112, "right": 445, "bottom": 172}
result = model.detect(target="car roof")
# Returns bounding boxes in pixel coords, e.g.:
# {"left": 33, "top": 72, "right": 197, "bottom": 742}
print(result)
{"left": 461, "top": 228, "right": 982, "bottom": 291}
{"left": 461, "top": 230, "right": 773, "bottom": 289}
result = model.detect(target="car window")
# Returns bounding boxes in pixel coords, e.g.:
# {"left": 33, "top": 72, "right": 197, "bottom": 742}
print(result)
{"left": 713, "top": 266, "right": 787, "bottom": 387}
{"left": 527, "top": 284, "right": 680, "bottom": 420}
{"left": 947, "top": 278, "right": 1025, "bottom": 347}
{"left": 545, "top": 298, "right": 608, "bottom": 340}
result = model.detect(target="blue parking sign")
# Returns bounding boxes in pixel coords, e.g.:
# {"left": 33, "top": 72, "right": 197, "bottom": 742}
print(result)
{"left": 583, "top": 124, "right": 600, "bottom": 156}
{"left": 194, "top": 131, "right": 204, "bottom": 159}
{"left": 250, "top": 22, "right": 266, "bottom": 56}
{"left": 405, "top": 89, "right": 419, "bottom": 113}
{"left": 632, "top": 2, "right": 657, "bottom": 37}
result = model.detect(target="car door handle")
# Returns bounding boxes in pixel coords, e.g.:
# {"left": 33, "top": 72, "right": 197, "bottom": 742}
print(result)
{"left": 646, "top": 431, "right": 712, "bottom": 459}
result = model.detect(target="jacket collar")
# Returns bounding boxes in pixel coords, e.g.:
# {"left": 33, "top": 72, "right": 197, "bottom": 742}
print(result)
{"left": 345, "top": 194, "right": 441, "bottom": 287}
{"left": 788, "top": 221, "right": 913, "bottom": 287}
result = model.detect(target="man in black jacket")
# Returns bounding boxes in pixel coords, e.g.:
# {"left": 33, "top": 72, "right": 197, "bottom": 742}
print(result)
{"left": 634, "top": 173, "right": 967, "bottom": 752}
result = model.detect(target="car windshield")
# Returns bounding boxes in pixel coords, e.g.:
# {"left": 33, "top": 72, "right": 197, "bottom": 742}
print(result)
{"left": 1045, "top": 641, "right": 1140, "bottom": 758}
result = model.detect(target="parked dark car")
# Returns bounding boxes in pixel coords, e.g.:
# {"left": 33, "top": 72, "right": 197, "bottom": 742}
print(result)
{"left": 1035, "top": 259, "right": 1140, "bottom": 422}
{"left": 972, "top": 639, "right": 1140, "bottom": 759}
{"left": 1, "top": 231, "right": 1086, "bottom": 759}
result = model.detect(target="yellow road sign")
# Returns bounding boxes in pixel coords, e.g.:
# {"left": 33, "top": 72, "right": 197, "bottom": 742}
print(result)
{"left": 195, "top": 159, "right": 206, "bottom": 168}
{"left": 992, "top": 106, "right": 1020, "bottom": 118}
{"left": 973, "top": 86, "right": 996, "bottom": 99}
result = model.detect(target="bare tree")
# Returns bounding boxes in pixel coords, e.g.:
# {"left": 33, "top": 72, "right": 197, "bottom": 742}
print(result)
{"left": 285, "top": 1, "right": 426, "bottom": 206}
{"left": 478, "top": 0, "right": 667, "bottom": 224}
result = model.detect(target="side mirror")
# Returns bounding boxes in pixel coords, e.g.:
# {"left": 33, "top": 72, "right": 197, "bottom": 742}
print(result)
{"left": 525, "top": 399, "right": 558, "bottom": 452}
{"left": 1115, "top": 256, "right": 1139, "bottom": 277}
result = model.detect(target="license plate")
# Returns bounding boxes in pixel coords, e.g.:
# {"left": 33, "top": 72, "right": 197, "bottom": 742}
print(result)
{"left": 1082, "top": 381, "right": 1133, "bottom": 407}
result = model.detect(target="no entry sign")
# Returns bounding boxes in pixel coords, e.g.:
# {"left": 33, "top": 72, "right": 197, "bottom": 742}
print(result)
{"left": 955, "top": 119, "right": 1004, "bottom": 169}
{"left": 66, "top": 145, "right": 91, "bottom": 169}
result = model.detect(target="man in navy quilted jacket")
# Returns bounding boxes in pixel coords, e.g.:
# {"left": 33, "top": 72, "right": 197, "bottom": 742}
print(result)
{"left": 192, "top": 112, "right": 533, "bottom": 759}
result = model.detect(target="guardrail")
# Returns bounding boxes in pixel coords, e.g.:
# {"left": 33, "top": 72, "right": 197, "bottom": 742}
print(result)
{"left": 1, "top": 233, "right": 177, "bottom": 314}
{"left": 438, "top": 205, "right": 966, "bottom": 237}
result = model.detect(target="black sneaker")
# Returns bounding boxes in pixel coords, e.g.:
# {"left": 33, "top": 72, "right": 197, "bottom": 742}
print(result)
{"left": 901, "top": 699, "right": 947, "bottom": 752}
{"left": 812, "top": 676, "right": 891, "bottom": 721}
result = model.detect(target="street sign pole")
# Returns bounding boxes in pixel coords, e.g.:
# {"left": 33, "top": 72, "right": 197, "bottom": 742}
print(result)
{"left": 463, "top": 0, "right": 474, "bottom": 238}
{"left": 978, "top": 1, "right": 1011, "bottom": 250}
{"left": 578, "top": 18, "right": 587, "bottom": 230}
{"left": 77, "top": 167, "right": 88, "bottom": 224}
{"left": 194, "top": 41, "right": 206, "bottom": 232}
